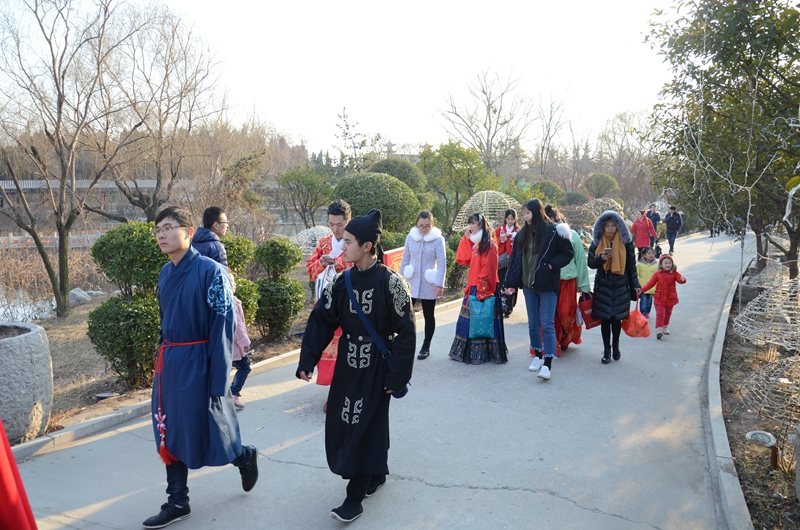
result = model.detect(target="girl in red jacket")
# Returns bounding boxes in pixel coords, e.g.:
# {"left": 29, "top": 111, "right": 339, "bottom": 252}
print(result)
{"left": 639, "top": 254, "right": 686, "bottom": 340}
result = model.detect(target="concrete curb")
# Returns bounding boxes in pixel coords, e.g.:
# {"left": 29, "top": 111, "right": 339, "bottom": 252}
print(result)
{"left": 13, "top": 296, "right": 465, "bottom": 464}
{"left": 705, "top": 275, "right": 754, "bottom": 529}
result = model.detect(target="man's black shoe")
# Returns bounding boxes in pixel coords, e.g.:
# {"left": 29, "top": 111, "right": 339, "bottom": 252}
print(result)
{"left": 417, "top": 349, "right": 430, "bottom": 360}
{"left": 142, "top": 503, "right": 191, "bottom": 529}
{"left": 330, "top": 498, "right": 364, "bottom": 523}
{"left": 238, "top": 445, "right": 259, "bottom": 492}
{"left": 365, "top": 475, "right": 386, "bottom": 498}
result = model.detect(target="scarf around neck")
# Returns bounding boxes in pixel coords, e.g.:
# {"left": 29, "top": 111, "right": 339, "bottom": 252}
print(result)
{"left": 600, "top": 231, "right": 625, "bottom": 275}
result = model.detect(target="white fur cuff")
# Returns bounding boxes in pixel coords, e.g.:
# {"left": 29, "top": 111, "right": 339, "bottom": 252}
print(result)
{"left": 403, "top": 264, "right": 415, "bottom": 279}
{"left": 424, "top": 268, "right": 438, "bottom": 285}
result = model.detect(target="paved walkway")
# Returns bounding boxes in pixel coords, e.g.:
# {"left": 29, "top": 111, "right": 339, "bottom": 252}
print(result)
{"left": 18, "top": 233, "right": 753, "bottom": 529}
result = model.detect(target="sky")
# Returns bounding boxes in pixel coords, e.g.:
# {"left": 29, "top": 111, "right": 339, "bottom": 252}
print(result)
{"left": 161, "top": 0, "right": 677, "bottom": 155}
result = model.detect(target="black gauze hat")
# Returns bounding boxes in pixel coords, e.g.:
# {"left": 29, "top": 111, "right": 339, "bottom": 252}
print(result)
{"left": 345, "top": 209, "right": 383, "bottom": 244}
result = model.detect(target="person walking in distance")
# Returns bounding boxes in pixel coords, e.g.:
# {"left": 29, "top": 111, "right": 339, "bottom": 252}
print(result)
{"left": 192, "top": 206, "right": 229, "bottom": 266}
{"left": 143, "top": 207, "right": 258, "bottom": 529}
{"left": 400, "top": 211, "right": 447, "bottom": 360}
{"left": 228, "top": 270, "right": 253, "bottom": 411}
{"left": 639, "top": 254, "right": 687, "bottom": 340}
{"left": 296, "top": 209, "right": 415, "bottom": 523}
{"left": 587, "top": 210, "right": 641, "bottom": 364}
{"left": 646, "top": 204, "right": 661, "bottom": 248}
{"left": 664, "top": 206, "right": 682, "bottom": 255}
{"left": 630, "top": 209, "right": 657, "bottom": 259}
{"left": 495, "top": 209, "right": 520, "bottom": 318}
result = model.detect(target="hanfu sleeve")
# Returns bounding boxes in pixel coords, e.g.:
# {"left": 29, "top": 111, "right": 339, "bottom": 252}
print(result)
{"left": 207, "top": 268, "right": 235, "bottom": 397}
{"left": 383, "top": 270, "right": 416, "bottom": 394}
{"left": 296, "top": 275, "right": 342, "bottom": 377}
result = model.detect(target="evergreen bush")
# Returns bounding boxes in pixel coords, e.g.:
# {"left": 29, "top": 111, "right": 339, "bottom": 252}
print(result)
{"left": 564, "top": 190, "right": 590, "bottom": 205}
{"left": 234, "top": 276, "right": 259, "bottom": 326}
{"left": 368, "top": 158, "right": 426, "bottom": 189}
{"left": 335, "top": 172, "right": 421, "bottom": 232}
{"left": 87, "top": 295, "right": 160, "bottom": 388}
{"left": 255, "top": 278, "right": 306, "bottom": 339}
{"left": 254, "top": 237, "right": 304, "bottom": 281}
{"left": 90, "top": 221, "right": 167, "bottom": 295}
{"left": 221, "top": 234, "right": 256, "bottom": 276}
{"left": 380, "top": 231, "right": 407, "bottom": 251}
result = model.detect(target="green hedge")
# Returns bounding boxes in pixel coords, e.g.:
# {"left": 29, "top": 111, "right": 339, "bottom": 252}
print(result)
{"left": 234, "top": 276, "right": 259, "bottom": 326}
{"left": 335, "top": 172, "right": 421, "bottom": 232}
{"left": 255, "top": 278, "right": 306, "bottom": 339}
{"left": 380, "top": 230, "right": 407, "bottom": 251}
{"left": 91, "top": 222, "right": 167, "bottom": 295}
{"left": 221, "top": 234, "right": 256, "bottom": 276}
{"left": 254, "top": 238, "right": 303, "bottom": 281}
{"left": 87, "top": 295, "right": 161, "bottom": 388}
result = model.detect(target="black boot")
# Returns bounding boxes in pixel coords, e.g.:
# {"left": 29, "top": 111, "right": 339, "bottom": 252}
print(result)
{"left": 612, "top": 341, "right": 621, "bottom": 361}
{"left": 601, "top": 346, "right": 611, "bottom": 364}
{"left": 331, "top": 498, "right": 364, "bottom": 523}
{"left": 417, "top": 346, "right": 430, "bottom": 360}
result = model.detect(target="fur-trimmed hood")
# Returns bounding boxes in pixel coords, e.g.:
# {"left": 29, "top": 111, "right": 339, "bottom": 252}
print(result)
{"left": 408, "top": 226, "right": 443, "bottom": 242}
{"left": 592, "top": 211, "right": 632, "bottom": 245}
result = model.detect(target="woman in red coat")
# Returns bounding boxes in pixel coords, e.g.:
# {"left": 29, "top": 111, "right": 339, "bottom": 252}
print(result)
{"left": 449, "top": 213, "right": 508, "bottom": 364}
{"left": 630, "top": 209, "right": 658, "bottom": 258}
{"left": 639, "top": 254, "right": 686, "bottom": 340}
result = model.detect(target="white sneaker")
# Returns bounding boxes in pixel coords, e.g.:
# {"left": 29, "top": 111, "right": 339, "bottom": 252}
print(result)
{"left": 233, "top": 396, "right": 245, "bottom": 410}
{"left": 537, "top": 366, "right": 551, "bottom": 380}
{"left": 664, "top": 328, "right": 670, "bottom": 335}
{"left": 528, "top": 357, "right": 544, "bottom": 372}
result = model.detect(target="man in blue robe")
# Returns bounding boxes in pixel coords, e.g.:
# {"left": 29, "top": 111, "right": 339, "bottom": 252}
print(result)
{"left": 143, "top": 206, "right": 258, "bottom": 529}
{"left": 297, "top": 209, "right": 416, "bottom": 523}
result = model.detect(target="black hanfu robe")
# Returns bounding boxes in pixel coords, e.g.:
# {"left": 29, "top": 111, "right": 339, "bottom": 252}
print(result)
{"left": 297, "top": 262, "right": 415, "bottom": 478}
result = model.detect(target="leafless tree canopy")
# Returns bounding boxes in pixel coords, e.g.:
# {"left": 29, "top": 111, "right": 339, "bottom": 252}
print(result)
{"left": 442, "top": 71, "right": 535, "bottom": 175}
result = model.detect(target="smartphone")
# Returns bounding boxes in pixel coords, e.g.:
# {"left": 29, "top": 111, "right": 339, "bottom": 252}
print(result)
{"left": 604, "top": 247, "right": 612, "bottom": 253}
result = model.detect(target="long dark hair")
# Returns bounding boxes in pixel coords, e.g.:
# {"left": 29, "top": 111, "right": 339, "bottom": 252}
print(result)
{"left": 503, "top": 208, "right": 519, "bottom": 229}
{"left": 467, "top": 212, "right": 492, "bottom": 255}
{"left": 515, "top": 199, "right": 552, "bottom": 252}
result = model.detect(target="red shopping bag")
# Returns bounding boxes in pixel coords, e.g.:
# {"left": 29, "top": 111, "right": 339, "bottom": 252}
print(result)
{"left": 578, "top": 292, "right": 602, "bottom": 330}
{"left": 621, "top": 301, "right": 651, "bottom": 338}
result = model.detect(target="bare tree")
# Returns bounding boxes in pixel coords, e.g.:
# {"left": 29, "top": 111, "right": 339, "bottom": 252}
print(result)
{"left": 560, "top": 123, "right": 593, "bottom": 191}
{"left": 442, "top": 71, "right": 536, "bottom": 176}
{"left": 596, "top": 112, "right": 653, "bottom": 205}
{"left": 86, "top": 4, "right": 219, "bottom": 222}
{"left": 0, "top": 0, "right": 148, "bottom": 317}
{"left": 535, "top": 97, "right": 564, "bottom": 179}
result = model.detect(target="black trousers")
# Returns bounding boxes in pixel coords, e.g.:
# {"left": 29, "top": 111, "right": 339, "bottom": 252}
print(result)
{"left": 413, "top": 298, "right": 436, "bottom": 349}
{"left": 600, "top": 319, "right": 622, "bottom": 350}
{"left": 165, "top": 445, "right": 252, "bottom": 506}
{"left": 346, "top": 474, "right": 386, "bottom": 502}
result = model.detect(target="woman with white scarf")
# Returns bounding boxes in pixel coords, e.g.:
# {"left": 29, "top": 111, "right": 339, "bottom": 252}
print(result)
{"left": 400, "top": 211, "right": 447, "bottom": 360}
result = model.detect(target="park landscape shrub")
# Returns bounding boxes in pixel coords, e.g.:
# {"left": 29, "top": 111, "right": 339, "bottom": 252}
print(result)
{"left": 90, "top": 222, "right": 167, "bottom": 295}
{"left": 221, "top": 234, "right": 256, "bottom": 276}
{"left": 87, "top": 294, "right": 160, "bottom": 388}
{"left": 368, "top": 158, "right": 426, "bottom": 189}
{"left": 234, "top": 277, "right": 258, "bottom": 326}
{"left": 335, "top": 172, "right": 421, "bottom": 232}
{"left": 253, "top": 237, "right": 306, "bottom": 339}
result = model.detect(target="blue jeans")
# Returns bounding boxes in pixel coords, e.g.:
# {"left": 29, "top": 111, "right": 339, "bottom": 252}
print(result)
{"left": 231, "top": 356, "right": 252, "bottom": 396}
{"left": 522, "top": 288, "right": 558, "bottom": 358}
{"left": 666, "top": 231, "right": 677, "bottom": 253}
{"left": 639, "top": 293, "right": 653, "bottom": 317}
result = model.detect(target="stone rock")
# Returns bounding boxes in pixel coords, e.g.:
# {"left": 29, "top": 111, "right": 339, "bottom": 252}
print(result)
{"left": 0, "top": 323, "right": 53, "bottom": 444}
{"left": 85, "top": 290, "right": 105, "bottom": 298}
{"left": 69, "top": 288, "right": 91, "bottom": 306}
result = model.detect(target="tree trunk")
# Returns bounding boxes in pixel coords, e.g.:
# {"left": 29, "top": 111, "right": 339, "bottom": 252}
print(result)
{"left": 788, "top": 238, "right": 799, "bottom": 280}
{"left": 55, "top": 225, "right": 70, "bottom": 318}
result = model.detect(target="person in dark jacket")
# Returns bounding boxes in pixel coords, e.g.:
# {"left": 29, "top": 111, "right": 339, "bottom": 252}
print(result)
{"left": 587, "top": 210, "right": 641, "bottom": 364}
{"left": 192, "top": 206, "right": 229, "bottom": 266}
{"left": 646, "top": 204, "right": 661, "bottom": 247}
{"left": 504, "top": 199, "right": 574, "bottom": 380}
{"left": 663, "top": 205, "right": 682, "bottom": 255}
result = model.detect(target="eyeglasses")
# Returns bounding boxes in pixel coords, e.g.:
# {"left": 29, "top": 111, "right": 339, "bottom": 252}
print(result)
{"left": 215, "top": 220, "right": 229, "bottom": 225}
{"left": 417, "top": 224, "right": 432, "bottom": 230}
{"left": 152, "top": 224, "right": 186, "bottom": 236}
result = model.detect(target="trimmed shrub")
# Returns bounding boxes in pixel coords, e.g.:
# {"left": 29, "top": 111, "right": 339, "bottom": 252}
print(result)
{"left": 583, "top": 173, "right": 620, "bottom": 198}
{"left": 335, "top": 172, "right": 421, "bottom": 232}
{"left": 380, "top": 230, "right": 407, "bottom": 251}
{"left": 87, "top": 295, "right": 160, "bottom": 388}
{"left": 255, "top": 278, "right": 306, "bottom": 339}
{"left": 254, "top": 237, "right": 303, "bottom": 281}
{"left": 234, "top": 277, "right": 259, "bottom": 326}
{"left": 448, "top": 232, "right": 463, "bottom": 252}
{"left": 91, "top": 221, "right": 167, "bottom": 295}
{"left": 221, "top": 234, "right": 256, "bottom": 276}
{"left": 532, "top": 180, "right": 565, "bottom": 205}
{"left": 368, "top": 158, "right": 426, "bottom": 189}
{"left": 564, "top": 190, "right": 590, "bottom": 205}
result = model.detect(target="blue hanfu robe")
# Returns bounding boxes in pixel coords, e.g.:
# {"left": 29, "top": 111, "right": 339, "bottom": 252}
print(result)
{"left": 151, "top": 247, "right": 242, "bottom": 469}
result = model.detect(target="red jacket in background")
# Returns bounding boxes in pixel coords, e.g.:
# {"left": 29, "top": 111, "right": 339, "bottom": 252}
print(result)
{"left": 631, "top": 215, "right": 657, "bottom": 248}
{"left": 456, "top": 235, "right": 499, "bottom": 300}
{"left": 640, "top": 269, "right": 686, "bottom": 306}
{"left": 494, "top": 224, "right": 518, "bottom": 258}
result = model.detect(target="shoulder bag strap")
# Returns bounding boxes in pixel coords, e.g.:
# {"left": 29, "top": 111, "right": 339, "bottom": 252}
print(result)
{"left": 344, "top": 269, "right": 391, "bottom": 359}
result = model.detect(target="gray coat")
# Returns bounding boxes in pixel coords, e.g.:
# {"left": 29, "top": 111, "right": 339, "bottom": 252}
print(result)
{"left": 399, "top": 226, "right": 447, "bottom": 300}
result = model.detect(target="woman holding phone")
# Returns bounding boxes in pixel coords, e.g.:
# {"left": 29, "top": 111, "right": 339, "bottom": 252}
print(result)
{"left": 587, "top": 211, "right": 641, "bottom": 364}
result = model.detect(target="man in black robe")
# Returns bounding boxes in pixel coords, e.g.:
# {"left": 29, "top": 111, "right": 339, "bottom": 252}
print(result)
{"left": 297, "top": 209, "right": 416, "bottom": 523}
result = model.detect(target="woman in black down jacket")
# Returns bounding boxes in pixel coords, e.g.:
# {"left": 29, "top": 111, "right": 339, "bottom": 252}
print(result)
{"left": 587, "top": 211, "right": 641, "bottom": 364}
